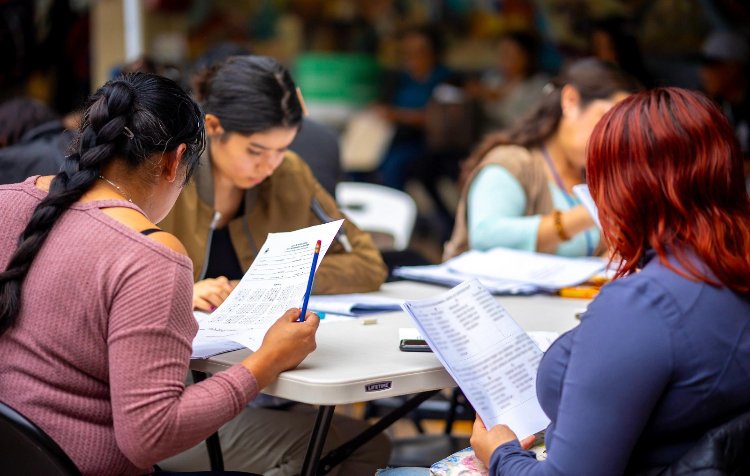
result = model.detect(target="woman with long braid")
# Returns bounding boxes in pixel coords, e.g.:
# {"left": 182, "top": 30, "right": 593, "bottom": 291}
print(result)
{"left": 0, "top": 73, "right": 386, "bottom": 475}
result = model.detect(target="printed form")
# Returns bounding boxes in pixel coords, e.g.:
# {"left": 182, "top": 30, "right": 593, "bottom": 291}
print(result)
{"left": 198, "top": 219, "right": 343, "bottom": 351}
{"left": 402, "top": 279, "right": 550, "bottom": 437}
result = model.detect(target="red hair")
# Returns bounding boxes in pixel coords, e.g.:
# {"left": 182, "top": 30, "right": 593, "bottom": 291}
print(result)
{"left": 587, "top": 88, "right": 750, "bottom": 294}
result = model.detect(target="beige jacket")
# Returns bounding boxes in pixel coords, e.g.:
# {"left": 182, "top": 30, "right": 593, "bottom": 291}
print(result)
{"left": 160, "top": 151, "right": 387, "bottom": 294}
{"left": 443, "top": 145, "right": 553, "bottom": 261}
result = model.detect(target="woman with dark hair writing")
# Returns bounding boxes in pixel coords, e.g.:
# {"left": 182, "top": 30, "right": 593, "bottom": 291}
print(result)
{"left": 444, "top": 58, "right": 640, "bottom": 260}
{"left": 159, "top": 55, "right": 387, "bottom": 312}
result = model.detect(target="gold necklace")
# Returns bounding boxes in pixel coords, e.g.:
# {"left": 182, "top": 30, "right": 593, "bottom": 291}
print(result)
{"left": 98, "top": 175, "right": 133, "bottom": 203}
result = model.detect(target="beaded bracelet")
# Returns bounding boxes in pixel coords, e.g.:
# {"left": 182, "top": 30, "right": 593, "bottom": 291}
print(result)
{"left": 553, "top": 209, "right": 571, "bottom": 241}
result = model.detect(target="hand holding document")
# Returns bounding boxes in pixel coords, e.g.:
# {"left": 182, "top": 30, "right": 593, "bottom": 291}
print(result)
{"left": 402, "top": 280, "right": 550, "bottom": 437}
{"left": 200, "top": 220, "right": 343, "bottom": 351}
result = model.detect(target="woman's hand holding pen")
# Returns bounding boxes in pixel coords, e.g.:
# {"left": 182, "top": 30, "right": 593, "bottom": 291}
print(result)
{"left": 193, "top": 276, "right": 235, "bottom": 311}
{"left": 241, "top": 308, "right": 320, "bottom": 389}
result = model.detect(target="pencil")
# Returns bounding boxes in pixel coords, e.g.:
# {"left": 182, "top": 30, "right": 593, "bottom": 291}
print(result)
{"left": 558, "top": 287, "right": 599, "bottom": 299}
{"left": 299, "top": 240, "right": 321, "bottom": 322}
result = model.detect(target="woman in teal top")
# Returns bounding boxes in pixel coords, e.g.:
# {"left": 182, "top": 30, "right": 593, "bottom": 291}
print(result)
{"left": 444, "top": 58, "right": 640, "bottom": 260}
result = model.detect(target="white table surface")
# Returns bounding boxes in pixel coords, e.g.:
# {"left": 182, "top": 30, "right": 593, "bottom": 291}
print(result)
{"left": 190, "top": 281, "right": 588, "bottom": 406}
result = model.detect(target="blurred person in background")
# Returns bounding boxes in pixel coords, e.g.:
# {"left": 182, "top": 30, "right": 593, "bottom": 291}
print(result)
{"left": 590, "top": 16, "right": 653, "bottom": 88}
{"left": 466, "top": 31, "right": 550, "bottom": 132}
{"left": 375, "top": 25, "right": 454, "bottom": 190}
{"left": 699, "top": 30, "right": 750, "bottom": 192}
{"left": 444, "top": 58, "right": 640, "bottom": 261}
{"left": 0, "top": 97, "right": 73, "bottom": 185}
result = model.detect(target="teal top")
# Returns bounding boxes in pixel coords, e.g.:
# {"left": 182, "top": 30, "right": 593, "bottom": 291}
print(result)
{"left": 467, "top": 165, "right": 599, "bottom": 257}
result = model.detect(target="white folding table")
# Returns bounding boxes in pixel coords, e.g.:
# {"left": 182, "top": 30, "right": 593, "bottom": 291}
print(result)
{"left": 190, "top": 281, "right": 587, "bottom": 475}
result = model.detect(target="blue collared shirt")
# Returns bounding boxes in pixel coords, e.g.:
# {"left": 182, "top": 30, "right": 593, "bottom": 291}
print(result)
{"left": 491, "top": 252, "right": 750, "bottom": 475}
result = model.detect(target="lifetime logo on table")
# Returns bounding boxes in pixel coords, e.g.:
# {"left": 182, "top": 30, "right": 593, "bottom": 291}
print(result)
{"left": 365, "top": 381, "right": 392, "bottom": 392}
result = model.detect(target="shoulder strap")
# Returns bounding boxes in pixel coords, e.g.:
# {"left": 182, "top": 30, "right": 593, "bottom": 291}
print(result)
{"left": 140, "top": 228, "right": 163, "bottom": 236}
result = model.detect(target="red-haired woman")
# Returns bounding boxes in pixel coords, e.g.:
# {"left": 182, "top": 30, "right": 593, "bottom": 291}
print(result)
{"left": 468, "top": 88, "right": 750, "bottom": 474}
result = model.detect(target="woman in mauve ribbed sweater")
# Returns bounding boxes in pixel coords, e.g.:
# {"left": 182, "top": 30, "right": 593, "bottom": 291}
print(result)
{"left": 0, "top": 74, "right": 386, "bottom": 475}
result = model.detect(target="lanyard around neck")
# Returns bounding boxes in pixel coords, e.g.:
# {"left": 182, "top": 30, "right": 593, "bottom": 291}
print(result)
{"left": 540, "top": 145, "right": 594, "bottom": 256}
{"left": 540, "top": 145, "right": 576, "bottom": 206}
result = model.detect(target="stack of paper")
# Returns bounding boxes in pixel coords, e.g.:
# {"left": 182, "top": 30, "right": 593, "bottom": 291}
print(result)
{"left": 394, "top": 248, "right": 606, "bottom": 293}
{"left": 308, "top": 294, "right": 404, "bottom": 316}
{"left": 393, "top": 263, "right": 537, "bottom": 295}
{"left": 447, "top": 248, "right": 606, "bottom": 291}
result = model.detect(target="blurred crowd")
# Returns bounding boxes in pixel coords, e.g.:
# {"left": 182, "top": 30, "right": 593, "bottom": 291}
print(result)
{"left": 2, "top": 0, "right": 750, "bottom": 259}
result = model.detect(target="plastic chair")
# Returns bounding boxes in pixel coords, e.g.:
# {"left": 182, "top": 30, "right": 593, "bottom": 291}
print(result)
{"left": 336, "top": 182, "right": 417, "bottom": 251}
{"left": 0, "top": 401, "right": 80, "bottom": 475}
{"left": 637, "top": 409, "right": 750, "bottom": 475}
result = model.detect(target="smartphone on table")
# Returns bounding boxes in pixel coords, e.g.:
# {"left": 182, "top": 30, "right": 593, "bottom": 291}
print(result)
{"left": 399, "top": 339, "right": 432, "bottom": 352}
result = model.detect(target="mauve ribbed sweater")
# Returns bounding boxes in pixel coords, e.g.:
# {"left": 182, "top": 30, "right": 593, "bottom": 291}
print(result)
{"left": 0, "top": 178, "right": 258, "bottom": 475}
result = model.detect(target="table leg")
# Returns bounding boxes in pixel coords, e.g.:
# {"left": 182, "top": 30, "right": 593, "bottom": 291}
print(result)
{"left": 301, "top": 405, "right": 335, "bottom": 476}
{"left": 191, "top": 370, "right": 224, "bottom": 471}
{"left": 317, "top": 389, "right": 441, "bottom": 475}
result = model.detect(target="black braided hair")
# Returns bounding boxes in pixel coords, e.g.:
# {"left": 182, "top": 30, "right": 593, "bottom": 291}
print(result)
{"left": 196, "top": 55, "right": 303, "bottom": 135}
{"left": 0, "top": 72, "right": 205, "bottom": 336}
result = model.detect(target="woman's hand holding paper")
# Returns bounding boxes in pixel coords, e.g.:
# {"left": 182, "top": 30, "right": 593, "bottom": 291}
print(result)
{"left": 240, "top": 308, "right": 320, "bottom": 389}
{"left": 470, "top": 416, "right": 535, "bottom": 467}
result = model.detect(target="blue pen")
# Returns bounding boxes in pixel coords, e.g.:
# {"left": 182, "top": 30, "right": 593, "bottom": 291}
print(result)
{"left": 299, "top": 240, "right": 321, "bottom": 322}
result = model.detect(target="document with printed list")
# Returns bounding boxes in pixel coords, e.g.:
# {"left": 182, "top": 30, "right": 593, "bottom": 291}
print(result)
{"left": 401, "top": 279, "right": 550, "bottom": 437}
{"left": 198, "top": 219, "right": 343, "bottom": 351}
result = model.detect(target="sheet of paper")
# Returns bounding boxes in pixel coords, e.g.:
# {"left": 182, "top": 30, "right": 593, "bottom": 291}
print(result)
{"left": 398, "top": 329, "right": 559, "bottom": 353}
{"left": 402, "top": 280, "right": 549, "bottom": 437}
{"left": 392, "top": 263, "right": 538, "bottom": 295}
{"left": 447, "top": 249, "right": 606, "bottom": 290}
{"left": 399, "top": 328, "right": 423, "bottom": 341}
{"left": 572, "top": 184, "right": 601, "bottom": 229}
{"left": 199, "top": 220, "right": 343, "bottom": 351}
{"left": 308, "top": 294, "right": 404, "bottom": 316}
{"left": 527, "top": 331, "right": 560, "bottom": 353}
{"left": 191, "top": 312, "right": 245, "bottom": 359}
